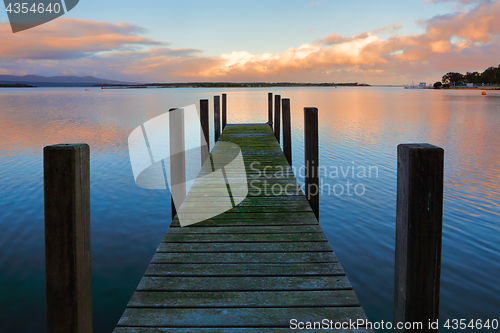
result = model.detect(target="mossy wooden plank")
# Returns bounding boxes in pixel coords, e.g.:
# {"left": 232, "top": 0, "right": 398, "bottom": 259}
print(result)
{"left": 152, "top": 252, "right": 338, "bottom": 264}
{"left": 180, "top": 201, "right": 312, "bottom": 209}
{"left": 116, "top": 307, "right": 368, "bottom": 327}
{"left": 145, "top": 262, "right": 344, "bottom": 276}
{"left": 186, "top": 187, "right": 303, "bottom": 195}
{"left": 187, "top": 183, "right": 302, "bottom": 190}
{"left": 156, "top": 242, "right": 332, "bottom": 253}
{"left": 180, "top": 192, "right": 304, "bottom": 198}
{"left": 127, "top": 290, "right": 359, "bottom": 307}
{"left": 169, "top": 218, "right": 319, "bottom": 228}
{"left": 137, "top": 275, "right": 352, "bottom": 291}
{"left": 172, "top": 212, "right": 316, "bottom": 221}
{"left": 193, "top": 177, "right": 298, "bottom": 184}
{"left": 114, "top": 328, "right": 374, "bottom": 333}
{"left": 161, "top": 232, "right": 327, "bottom": 243}
{"left": 179, "top": 204, "right": 312, "bottom": 211}
{"left": 181, "top": 192, "right": 304, "bottom": 198}
{"left": 181, "top": 196, "right": 308, "bottom": 204}
{"left": 199, "top": 162, "right": 291, "bottom": 168}
{"left": 166, "top": 225, "right": 322, "bottom": 234}
{"left": 188, "top": 174, "right": 299, "bottom": 184}
{"left": 179, "top": 204, "right": 312, "bottom": 214}
{"left": 114, "top": 123, "right": 370, "bottom": 331}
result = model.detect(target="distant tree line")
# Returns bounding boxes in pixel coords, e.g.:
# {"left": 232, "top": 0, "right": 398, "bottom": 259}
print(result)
{"left": 0, "top": 83, "right": 35, "bottom": 88}
{"left": 439, "top": 65, "right": 500, "bottom": 87}
{"left": 142, "top": 82, "right": 370, "bottom": 88}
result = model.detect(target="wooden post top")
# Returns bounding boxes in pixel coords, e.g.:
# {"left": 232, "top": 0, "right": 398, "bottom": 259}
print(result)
{"left": 44, "top": 143, "right": 89, "bottom": 150}
{"left": 304, "top": 107, "right": 318, "bottom": 113}
{"left": 398, "top": 143, "right": 444, "bottom": 151}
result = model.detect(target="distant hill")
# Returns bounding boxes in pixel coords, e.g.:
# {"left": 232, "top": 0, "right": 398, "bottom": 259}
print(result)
{"left": 0, "top": 75, "right": 139, "bottom": 87}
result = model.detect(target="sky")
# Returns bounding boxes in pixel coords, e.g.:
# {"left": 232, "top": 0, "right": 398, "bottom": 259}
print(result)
{"left": 0, "top": 0, "right": 499, "bottom": 84}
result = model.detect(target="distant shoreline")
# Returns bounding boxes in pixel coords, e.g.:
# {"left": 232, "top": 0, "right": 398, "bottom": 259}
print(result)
{"left": 99, "top": 82, "right": 371, "bottom": 89}
{"left": 0, "top": 83, "right": 36, "bottom": 88}
{"left": 1, "top": 83, "right": 499, "bottom": 90}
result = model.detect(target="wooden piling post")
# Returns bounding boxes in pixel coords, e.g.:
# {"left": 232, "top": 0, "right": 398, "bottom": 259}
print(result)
{"left": 282, "top": 98, "right": 292, "bottom": 165}
{"left": 222, "top": 93, "right": 227, "bottom": 130}
{"left": 394, "top": 144, "right": 444, "bottom": 332}
{"left": 304, "top": 107, "right": 319, "bottom": 220}
{"left": 44, "top": 143, "right": 92, "bottom": 333}
{"left": 200, "top": 99, "right": 209, "bottom": 165}
{"left": 268, "top": 92, "right": 273, "bottom": 128}
{"left": 169, "top": 108, "right": 186, "bottom": 219}
{"left": 274, "top": 94, "right": 281, "bottom": 143}
{"left": 214, "top": 95, "right": 221, "bottom": 142}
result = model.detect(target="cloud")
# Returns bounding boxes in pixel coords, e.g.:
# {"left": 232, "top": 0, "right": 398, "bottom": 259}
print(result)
{"left": 425, "top": 0, "right": 488, "bottom": 4}
{"left": 369, "top": 24, "right": 403, "bottom": 35}
{"left": 183, "top": 0, "right": 500, "bottom": 83}
{"left": 308, "top": 1, "right": 322, "bottom": 6}
{"left": 315, "top": 32, "right": 372, "bottom": 46}
{"left": 0, "top": 18, "right": 174, "bottom": 60}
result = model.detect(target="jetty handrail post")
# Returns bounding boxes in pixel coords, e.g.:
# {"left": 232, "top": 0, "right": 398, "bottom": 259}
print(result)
{"left": 169, "top": 108, "right": 186, "bottom": 219}
{"left": 274, "top": 94, "right": 281, "bottom": 143}
{"left": 214, "top": 95, "right": 221, "bottom": 142}
{"left": 222, "top": 93, "right": 227, "bottom": 130}
{"left": 200, "top": 99, "right": 209, "bottom": 165}
{"left": 43, "top": 143, "right": 92, "bottom": 333}
{"left": 268, "top": 92, "right": 273, "bottom": 128}
{"left": 282, "top": 98, "right": 292, "bottom": 165}
{"left": 304, "top": 107, "right": 319, "bottom": 220}
{"left": 393, "top": 144, "right": 444, "bottom": 332}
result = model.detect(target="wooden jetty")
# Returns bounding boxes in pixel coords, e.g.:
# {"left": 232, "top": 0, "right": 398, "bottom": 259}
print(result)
{"left": 113, "top": 123, "right": 373, "bottom": 331}
{"left": 42, "top": 93, "right": 444, "bottom": 332}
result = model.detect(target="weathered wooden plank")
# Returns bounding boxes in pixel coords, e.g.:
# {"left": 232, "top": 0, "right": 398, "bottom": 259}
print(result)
{"left": 128, "top": 290, "right": 359, "bottom": 307}
{"left": 161, "top": 232, "right": 327, "bottom": 243}
{"left": 152, "top": 252, "right": 338, "bottom": 264}
{"left": 115, "top": 123, "right": 369, "bottom": 332}
{"left": 174, "top": 206, "right": 312, "bottom": 214}
{"left": 181, "top": 195, "right": 307, "bottom": 204}
{"left": 116, "top": 307, "right": 368, "bottom": 327}
{"left": 137, "top": 275, "right": 352, "bottom": 291}
{"left": 114, "top": 328, "right": 374, "bottom": 333}
{"left": 195, "top": 173, "right": 296, "bottom": 179}
{"left": 188, "top": 177, "right": 299, "bottom": 183}
{"left": 173, "top": 210, "right": 314, "bottom": 217}
{"left": 157, "top": 242, "right": 332, "bottom": 253}
{"left": 145, "top": 262, "right": 344, "bottom": 276}
{"left": 171, "top": 212, "right": 315, "bottom": 221}
{"left": 181, "top": 192, "right": 305, "bottom": 198}
{"left": 166, "top": 225, "right": 322, "bottom": 234}
{"left": 169, "top": 218, "right": 319, "bottom": 228}
{"left": 180, "top": 201, "right": 312, "bottom": 209}
{"left": 187, "top": 182, "right": 301, "bottom": 189}
{"left": 186, "top": 186, "right": 303, "bottom": 194}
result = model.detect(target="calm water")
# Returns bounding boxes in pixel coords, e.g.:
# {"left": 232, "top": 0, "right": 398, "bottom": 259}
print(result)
{"left": 0, "top": 87, "right": 499, "bottom": 332}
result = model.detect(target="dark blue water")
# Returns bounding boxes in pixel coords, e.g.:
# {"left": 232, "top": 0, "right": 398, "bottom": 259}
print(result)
{"left": 0, "top": 87, "right": 499, "bottom": 332}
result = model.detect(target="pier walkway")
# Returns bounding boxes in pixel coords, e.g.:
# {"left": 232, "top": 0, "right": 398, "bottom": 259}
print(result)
{"left": 114, "top": 123, "right": 372, "bottom": 332}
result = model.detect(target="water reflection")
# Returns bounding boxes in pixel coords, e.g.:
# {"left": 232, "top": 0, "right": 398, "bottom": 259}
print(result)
{"left": 0, "top": 87, "right": 499, "bottom": 332}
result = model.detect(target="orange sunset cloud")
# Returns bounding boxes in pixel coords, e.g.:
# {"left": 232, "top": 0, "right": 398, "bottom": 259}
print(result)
{"left": 0, "top": 1, "right": 499, "bottom": 84}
